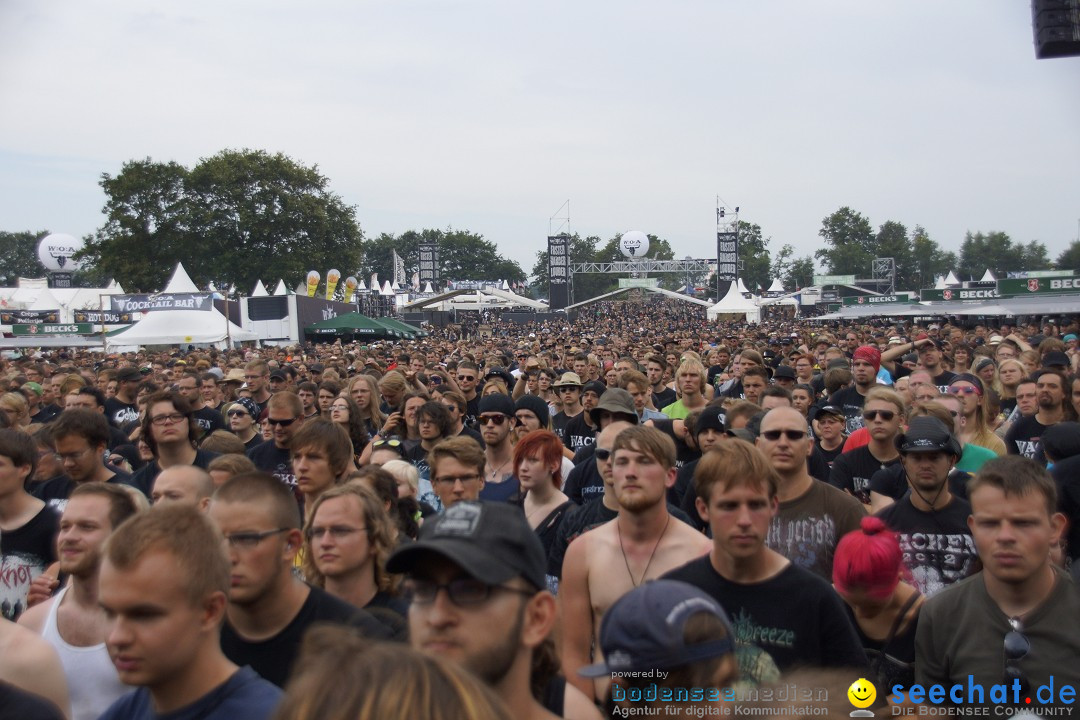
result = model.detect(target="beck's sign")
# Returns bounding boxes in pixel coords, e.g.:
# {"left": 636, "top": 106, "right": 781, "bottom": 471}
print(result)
{"left": 920, "top": 288, "right": 1001, "bottom": 302}
{"left": 12, "top": 323, "right": 93, "bottom": 336}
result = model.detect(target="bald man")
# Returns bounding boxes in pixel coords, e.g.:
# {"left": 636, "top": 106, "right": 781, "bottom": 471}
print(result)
{"left": 150, "top": 466, "right": 215, "bottom": 511}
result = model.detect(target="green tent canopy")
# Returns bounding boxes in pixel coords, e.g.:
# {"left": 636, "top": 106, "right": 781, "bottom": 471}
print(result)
{"left": 304, "top": 312, "right": 401, "bottom": 339}
{"left": 375, "top": 317, "right": 428, "bottom": 338}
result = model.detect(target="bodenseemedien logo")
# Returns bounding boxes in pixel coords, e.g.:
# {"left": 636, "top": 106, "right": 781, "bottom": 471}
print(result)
{"left": 848, "top": 678, "right": 877, "bottom": 717}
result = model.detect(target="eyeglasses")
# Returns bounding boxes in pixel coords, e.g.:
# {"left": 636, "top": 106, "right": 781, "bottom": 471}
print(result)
{"left": 222, "top": 527, "right": 290, "bottom": 550}
{"left": 330, "top": 404, "right": 349, "bottom": 411}
{"left": 457, "top": 375, "right": 476, "bottom": 382}
{"left": 433, "top": 474, "right": 481, "bottom": 486}
{"left": 1004, "top": 617, "right": 1030, "bottom": 693}
{"left": 57, "top": 447, "right": 96, "bottom": 463}
{"left": 306, "top": 525, "right": 366, "bottom": 540}
{"left": 479, "top": 414, "right": 507, "bottom": 426}
{"left": 267, "top": 416, "right": 298, "bottom": 427}
{"left": 404, "top": 577, "right": 535, "bottom": 606}
{"left": 760, "top": 429, "right": 808, "bottom": 441}
{"left": 947, "top": 386, "right": 981, "bottom": 396}
{"left": 863, "top": 409, "right": 896, "bottom": 421}
{"left": 594, "top": 447, "right": 613, "bottom": 461}
{"left": 226, "top": 409, "right": 249, "bottom": 417}
{"left": 150, "top": 413, "right": 186, "bottom": 426}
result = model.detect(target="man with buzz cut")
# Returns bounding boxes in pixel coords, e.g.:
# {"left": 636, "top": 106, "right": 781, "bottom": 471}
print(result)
{"left": 664, "top": 441, "right": 867, "bottom": 674}
{"left": 915, "top": 456, "right": 1080, "bottom": 709}
{"left": 96, "top": 504, "right": 282, "bottom": 719}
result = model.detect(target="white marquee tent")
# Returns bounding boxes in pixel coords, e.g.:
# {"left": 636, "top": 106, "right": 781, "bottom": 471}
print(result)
{"left": 706, "top": 283, "right": 761, "bottom": 323}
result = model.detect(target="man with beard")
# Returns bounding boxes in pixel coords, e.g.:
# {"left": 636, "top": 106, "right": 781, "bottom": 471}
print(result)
{"left": 874, "top": 417, "right": 978, "bottom": 598}
{"left": 478, "top": 394, "right": 519, "bottom": 504}
{"left": 560, "top": 426, "right": 711, "bottom": 700}
{"left": 1006, "top": 370, "right": 1068, "bottom": 463}
{"left": 18, "top": 483, "right": 139, "bottom": 720}
{"left": 389, "top": 501, "right": 601, "bottom": 720}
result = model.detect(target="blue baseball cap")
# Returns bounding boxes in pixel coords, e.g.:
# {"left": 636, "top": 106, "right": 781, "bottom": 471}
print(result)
{"left": 579, "top": 580, "right": 735, "bottom": 677}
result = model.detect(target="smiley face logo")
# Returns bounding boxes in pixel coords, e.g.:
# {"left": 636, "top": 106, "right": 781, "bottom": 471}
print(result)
{"left": 848, "top": 678, "right": 876, "bottom": 709}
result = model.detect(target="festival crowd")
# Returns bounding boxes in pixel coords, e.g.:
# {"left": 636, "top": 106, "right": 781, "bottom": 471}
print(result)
{"left": 2, "top": 295, "right": 1080, "bottom": 719}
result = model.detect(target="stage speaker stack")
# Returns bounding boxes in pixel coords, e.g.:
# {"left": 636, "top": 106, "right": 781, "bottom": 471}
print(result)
{"left": 1033, "top": 0, "right": 1080, "bottom": 59}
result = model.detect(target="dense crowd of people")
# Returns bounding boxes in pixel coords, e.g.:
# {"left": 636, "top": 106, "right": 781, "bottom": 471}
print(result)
{"left": 2, "top": 294, "right": 1080, "bottom": 718}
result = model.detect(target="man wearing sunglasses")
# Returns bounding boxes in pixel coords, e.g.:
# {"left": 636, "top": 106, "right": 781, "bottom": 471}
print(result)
{"left": 246, "top": 392, "right": 305, "bottom": 491}
{"left": 828, "top": 387, "right": 905, "bottom": 507}
{"left": 389, "top": 501, "right": 601, "bottom": 720}
{"left": 758, "top": 407, "right": 865, "bottom": 582}
{"left": 916, "top": 456, "right": 1080, "bottom": 709}
{"left": 477, "top": 395, "right": 518, "bottom": 503}
{"left": 454, "top": 361, "right": 482, "bottom": 429}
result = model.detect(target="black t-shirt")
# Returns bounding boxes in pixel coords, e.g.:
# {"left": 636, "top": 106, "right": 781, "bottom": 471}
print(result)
{"left": 1005, "top": 415, "right": 1051, "bottom": 463}
{"left": 0, "top": 504, "right": 59, "bottom": 621}
{"left": 128, "top": 449, "right": 220, "bottom": 497}
{"left": 564, "top": 413, "right": 596, "bottom": 453}
{"left": 650, "top": 419, "right": 699, "bottom": 470}
{"left": 457, "top": 425, "right": 485, "bottom": 449}
{"left": 828, "top": 385, "right": 868, "bottom": 435}
{"left": 0, "top": 681, "right": 65, "bottom": 720}
{"left": 815, "top": 441, "right": 845, "bottom": 470}
{"left": 663, "top": 557, "right": 868, "bottom": 671}
{"left": 243, "top": 434, "right": 264, "bottom": 451}
{"left": 104, "top": 398, "right": 139, "bottom": 428}
{"left": 652, "top": 386, "right": 677, "bottom": 410}
{"left": 931, "top": 369, "right": 959, "bottom": 394}
{"left": 29, "top": 404, "right": 60, "bottom": 425}
{"left": 1051, "top": 455, "right": 1080, "bottom": 563}
{"left": 221, "top": 584, "right": 393, "bottom": 687}
{"left": 193, "top": 406, "right": 226, "bottom": 437}
{"left": 31, "top": 469, "right": 133, "bottom": 513}
{"left": 670, "top": 458, "right": 698, "bottom": 509}
{"left": 828, "top": 446, "right": 901, "bottom": 505}
{"left": 875, "top": 495, "right": 979, "bottom": 598}
{"left": 562, "top": 457, "right": 603, "bottom": 505}
{"left": 247, "top": 441, "right": 296, "bottom": 488}
{"left": 463, "top": 396, "right": 480, "bottom": 430}
{"left": 552, "top": 410, "right": 578, "bottom": 449}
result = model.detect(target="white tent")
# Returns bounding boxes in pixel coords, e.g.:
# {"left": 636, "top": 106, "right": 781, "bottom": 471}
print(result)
{"left": 934, "top": 275, "right": 947, "bottom": 289}
{"left": 706, "top": 283, "right": 761, "bottom": 323}
{"left": 736, "top": 278, "right": 750, "bottom": 295}
{"left": 27, "top": 288, "right": 62, "bottom": 311}
{"left": 107, "top": 309, "right": 257, "bottom": 348}
{"left": 944, "top": 270, "right": 961, "bottom": 286}
{"left": 273, "top": 280, "right": 288, "bottom": 296}
{"left": 251, "top": 280, "right": 270, "bottom": 297}
{"left": 980, "top": 269, "right": 996, "bottom": 282}
{"left": 766, "top": 278, "right": 785, "bottom": 294}
{"left": 163, "top": 263, "right": 200, "bottom": 293}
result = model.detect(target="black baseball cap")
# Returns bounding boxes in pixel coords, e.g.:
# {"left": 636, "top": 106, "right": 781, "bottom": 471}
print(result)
{"left": 1042, "top": 351, "right": 1070, "bottom": 369}
{"left": 816, "top": 405, "right": 845, "bottom": 421}
{"left": 579, "top": 580, "right": 734, "bottom": 677}
{"left": 772, "top": 365, "right": 796, "bottom": 381}
{"left": 387, "top": 502, "right": 546, "bottom": 590}
{"left": 269, "top": 370, "right": 287, "bottom": 381}
{"left": 895, "top": 416, "right": 961, "bottom": 457}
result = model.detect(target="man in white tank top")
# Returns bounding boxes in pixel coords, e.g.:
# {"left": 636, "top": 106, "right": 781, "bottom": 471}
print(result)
{"left": 19, "top": 483, "right": 139, "bottom": 720}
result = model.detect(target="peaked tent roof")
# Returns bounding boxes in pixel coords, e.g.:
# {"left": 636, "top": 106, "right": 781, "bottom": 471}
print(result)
{"left": 163, "top": 263, "right": 200, "bottom": 293}
{"left": 252, "top": 280, "right": 270, "bottom": 297}
{"left": 736, "top": 278, "right": 750, "bottom": 294}
{"left": 980, "top": 269, "right": 996, "bottom": 282}
{"left": 944, "top": 270, "right": 961, "bottom": 286}
{"left": 708, "top": 282, "right": 759, "bottom": 312}
{"left": 766, "top": 278, "right": 785, "bottom": 293}
{"left": 273, "top": 280, "right": 289, "bottom": 296}
{"left": 107, "top": 308, "right": 257, "bottom": 346}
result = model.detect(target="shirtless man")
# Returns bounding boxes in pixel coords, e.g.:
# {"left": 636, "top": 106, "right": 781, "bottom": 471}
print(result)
{"left": 560, "top": 425, "right": 711, "bottom": 700}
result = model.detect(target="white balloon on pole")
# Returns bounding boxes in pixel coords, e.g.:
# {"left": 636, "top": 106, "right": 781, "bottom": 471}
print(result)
{"left": 619, "top": 231, "right": 649, "bottom": 258}
{"left": 37, "top": 233, "right": 86, "bottom": 272}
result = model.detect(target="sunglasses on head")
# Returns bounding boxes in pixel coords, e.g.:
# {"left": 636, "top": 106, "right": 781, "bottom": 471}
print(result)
{"left": 479, "top": 414, "right": 507, "bottom": 426}
{"left": 863, "top": 409, "right": 896, "bottom": 421}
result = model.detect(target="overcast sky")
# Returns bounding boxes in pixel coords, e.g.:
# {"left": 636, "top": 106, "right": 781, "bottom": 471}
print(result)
{"left": 1, "top": 1, "right": 1078, "bottom": 285}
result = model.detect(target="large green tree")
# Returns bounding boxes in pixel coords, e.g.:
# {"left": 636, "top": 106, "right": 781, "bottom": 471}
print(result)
{"left": 1056, "top": 240, "right": 1080, "bottom": 272}
{"left": 78, "top": 150, "right": 364, "bottom": 294}
{"left": 0, "top": 230, "right": 49, "bottom": 284}
{"left": 910, "top": 226, "right": 957, "bottom": 289}
{"left": 737, "top": 221, "right": 772, "bottom": 293}
{"left": 957, "top": 231, "right": 1051, "bottom": 280}
{"left": 814, "top": 207, "right": 875, "bottom": 276}
{"left": 365, "top": 228, "right": 525, "bottom": 289}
